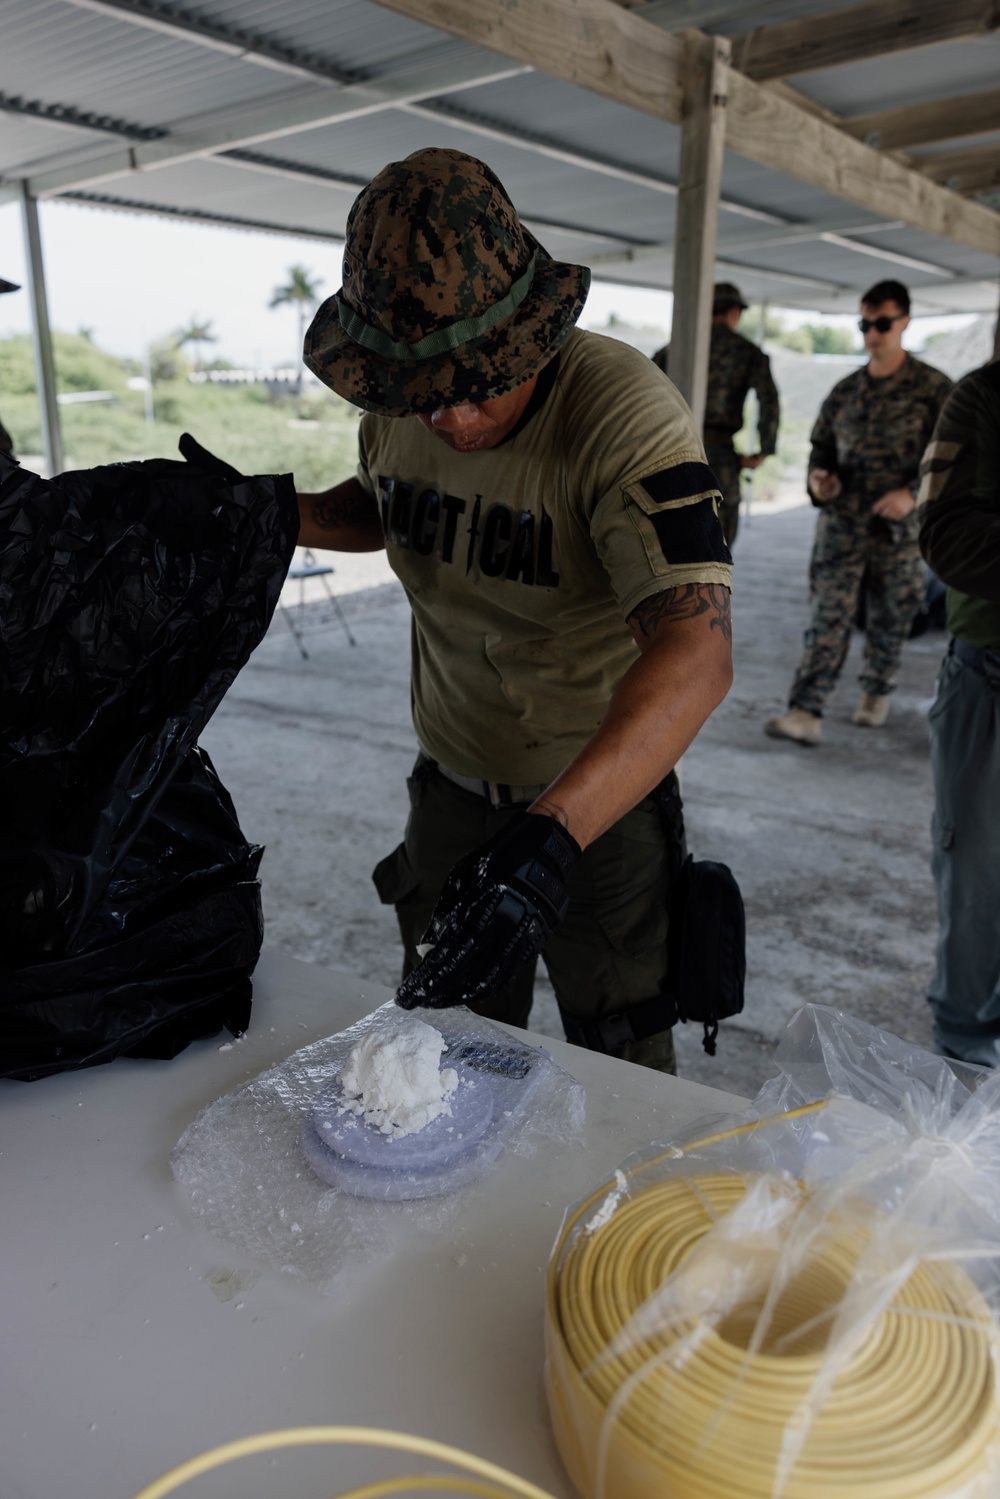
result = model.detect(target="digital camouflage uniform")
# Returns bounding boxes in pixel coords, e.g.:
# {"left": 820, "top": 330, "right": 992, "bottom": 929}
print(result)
{"left": 788, "top": 354, "right": 951, "bottom": 715}
{"left": 917, "top": 360, "right": 1000, "bottom": 1065}
{"left": 652, "top": 323, "right": 779, "bottom": 546}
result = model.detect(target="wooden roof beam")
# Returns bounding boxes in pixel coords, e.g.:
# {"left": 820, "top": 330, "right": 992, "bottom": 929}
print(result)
{"left": 723, "top": 68, "right": 999, "bottom": 252}
{"left": 917, "top": 144, "right": 1000, "bottom": 195}
{"left": 843, "top": 88, "right": 1000, "bottom": 152}
{"left": 369, "top": 0, "right": 1000, "bottom": 257}
{"left": 729, "top": 0, "right": 1000, "bottom": 82}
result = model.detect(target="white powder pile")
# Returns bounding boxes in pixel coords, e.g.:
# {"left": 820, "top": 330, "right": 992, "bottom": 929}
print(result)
{"left": 338, "top": 1016, "right": 459, "bottom": 1138}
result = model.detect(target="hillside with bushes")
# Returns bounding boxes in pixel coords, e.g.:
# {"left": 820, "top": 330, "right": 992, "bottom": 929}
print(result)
{"left": 0, "top": 332, "right": 361, "bottom": 488}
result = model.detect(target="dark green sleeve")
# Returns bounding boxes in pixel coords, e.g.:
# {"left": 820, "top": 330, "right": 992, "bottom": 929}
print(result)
{"left": 918, "top": 364, "right": 1000, "bottom": 603}
{"left": 751, "top": 349, "right": 779, "bottom": 455}
{"left": 908, "top": 368, "right": 954, "bottom": 500}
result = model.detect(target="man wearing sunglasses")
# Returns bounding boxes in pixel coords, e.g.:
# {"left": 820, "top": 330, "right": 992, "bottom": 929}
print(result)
{"left": 766, "top": 279, "right": 951, "bottom": 746}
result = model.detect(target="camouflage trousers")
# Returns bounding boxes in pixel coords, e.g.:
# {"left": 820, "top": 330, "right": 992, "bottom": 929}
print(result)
{"left": 705, "top": 442, "right": 741, "bottom": 548}
{"left": 372, "top": 756, "right": 677, "bottom": 1074}
{"left": 789, "top": 506, "right": 925, "bottom": 715}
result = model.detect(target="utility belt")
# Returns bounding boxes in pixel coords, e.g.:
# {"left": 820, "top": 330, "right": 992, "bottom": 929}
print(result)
{"left": 563, "top": 772, "right": 746, "bottom": 1060}
{"left": 950, "top": 637, "right": 1000, "bottom": 689}
{"left": 417, "top": 750, "right": 549, "bottom": 810}
{"left": 561, "top": 995, "right": 680, "bottom": 1054}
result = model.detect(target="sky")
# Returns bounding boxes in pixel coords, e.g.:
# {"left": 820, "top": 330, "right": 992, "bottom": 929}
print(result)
{"left": 0, "top": 198, "right": 977, "bottom": 368}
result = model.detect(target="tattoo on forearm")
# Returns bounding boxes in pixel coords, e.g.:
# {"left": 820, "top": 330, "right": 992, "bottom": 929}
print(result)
{"left": 532, "top": 798, "right": 570, "bottom": 829}
{"left": 628, "top": 583, "right": 732, "bottom": 643}
{"left": 311, "top": 492, "right": 379, "bottom": 531}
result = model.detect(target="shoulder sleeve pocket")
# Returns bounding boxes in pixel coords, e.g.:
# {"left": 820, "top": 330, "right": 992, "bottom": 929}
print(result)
{"left": 624, "top": 466, "right": 731, "bottom": 567}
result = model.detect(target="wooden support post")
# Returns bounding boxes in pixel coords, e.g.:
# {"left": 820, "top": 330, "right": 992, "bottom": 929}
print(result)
{"left": 669, "top": 30, "right": 730, "bottom": 430}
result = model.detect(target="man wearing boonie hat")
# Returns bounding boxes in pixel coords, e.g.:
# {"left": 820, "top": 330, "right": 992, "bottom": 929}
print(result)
{"left": 297, "top": 147, "right": 733, "bottom": 1075}
{"left": 652, "top": 282, "right": 779, "bottom": 548}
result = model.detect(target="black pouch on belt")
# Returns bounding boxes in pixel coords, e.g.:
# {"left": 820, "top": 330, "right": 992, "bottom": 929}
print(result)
{"left": 652, "top": 775, "right": 746, "bottom": 1056}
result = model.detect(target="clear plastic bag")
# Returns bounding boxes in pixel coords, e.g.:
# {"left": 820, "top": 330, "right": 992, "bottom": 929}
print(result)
{"left": 545, "top": 1004, "right": 1000, "bottom": 1499}
{"left": 172, "top": 1002, "right": 585, "bottom": 1291}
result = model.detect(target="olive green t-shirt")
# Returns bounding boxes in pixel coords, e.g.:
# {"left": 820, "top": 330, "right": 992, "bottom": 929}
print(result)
{"left": 357, "top": 328, "right": 732, "bottom": 784}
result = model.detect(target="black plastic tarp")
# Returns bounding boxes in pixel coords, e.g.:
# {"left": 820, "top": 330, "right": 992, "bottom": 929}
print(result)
{"left": 0, "top": 437, "right": 299, "bottom": 1079}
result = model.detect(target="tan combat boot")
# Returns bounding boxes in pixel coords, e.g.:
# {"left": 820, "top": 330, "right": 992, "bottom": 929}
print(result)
{"left": 852, "top": 693, "right": 890, "bottom": 727}
{"left": 764, "top": 708, "right": 821, "bottom": 746}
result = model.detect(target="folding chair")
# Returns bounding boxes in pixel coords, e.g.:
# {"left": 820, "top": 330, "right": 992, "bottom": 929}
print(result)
{"left": 279, "top": 548, "right": 357, "bottom": 659}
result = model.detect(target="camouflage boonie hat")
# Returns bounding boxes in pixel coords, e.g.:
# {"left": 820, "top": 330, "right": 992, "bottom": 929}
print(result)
{"left": 713, "top": 281, "right": 748, "bottom": 314}
{"left": 303, "top": 148, "right": 590, "bottom": 416}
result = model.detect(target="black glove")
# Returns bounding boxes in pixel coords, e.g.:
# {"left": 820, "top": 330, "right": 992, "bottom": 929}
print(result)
{"left": 178, "top": 432, "right": 243, "bottom": 482}
{"left": 395, "top": 811, "right": 581, "bottom": 1011}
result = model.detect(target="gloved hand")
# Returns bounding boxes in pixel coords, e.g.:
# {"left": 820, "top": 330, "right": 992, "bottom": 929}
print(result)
{"left": 395, "top": 811, "right": 581, "bottom": 1010}
{"left": 178, "top": 432, "right": 243, "bottom": 482}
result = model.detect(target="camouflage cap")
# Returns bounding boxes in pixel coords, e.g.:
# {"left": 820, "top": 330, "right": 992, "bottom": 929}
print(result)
{"left": 303, "top": 148, "right": 590, "bottom": 416}
{"left": 713, "top": 281, "right": 748, "bottom": 313}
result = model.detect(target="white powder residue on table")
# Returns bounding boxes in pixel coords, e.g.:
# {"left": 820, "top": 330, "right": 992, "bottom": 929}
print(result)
{"left": 338, "top": 1017, "right": 458, "bottom": 1138}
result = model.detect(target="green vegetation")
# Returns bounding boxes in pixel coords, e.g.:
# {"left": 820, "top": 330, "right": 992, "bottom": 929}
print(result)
{"left": 0, "top": 331, "right": 362, "bottom": 489}
{"left": 741, "top": 306, "right": 859, "bottom": 356}
{"left": 269, "top": 265, "right": 324, "bottom": 391}
{"left": 173, "top": 317, "right": 218, "bottom": 372}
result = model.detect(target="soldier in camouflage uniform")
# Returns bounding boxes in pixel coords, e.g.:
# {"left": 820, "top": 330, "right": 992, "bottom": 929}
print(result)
{"left": 652, "top": 283, "right": 779, "bottom": 546}
{"left": 294, "top": 148, "right": 734, "bottom": 1075}
{"left": 766, "top": 280, "right": 951, "bottom": 746}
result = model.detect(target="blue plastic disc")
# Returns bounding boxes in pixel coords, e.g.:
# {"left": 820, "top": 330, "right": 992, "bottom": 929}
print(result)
{"left": 308, "top": 1061, "right": 495, "bottom": 1172}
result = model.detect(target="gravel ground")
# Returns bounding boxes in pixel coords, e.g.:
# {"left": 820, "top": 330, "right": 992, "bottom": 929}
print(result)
{"left": 201, "top": 485, "right": 946, "bottom": 1100}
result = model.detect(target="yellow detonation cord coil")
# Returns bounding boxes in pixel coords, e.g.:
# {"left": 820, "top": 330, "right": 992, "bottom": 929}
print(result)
{"left": 128, "top": 1425, "right": 559, "bottom": 1499}
{"left": 545, "top": 1113, "right": 1000, "bottom": 1499}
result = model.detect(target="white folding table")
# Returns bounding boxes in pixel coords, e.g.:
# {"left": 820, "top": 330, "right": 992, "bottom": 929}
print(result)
{"left": 0, "top": 948, "right": 746, "bottom": 1499}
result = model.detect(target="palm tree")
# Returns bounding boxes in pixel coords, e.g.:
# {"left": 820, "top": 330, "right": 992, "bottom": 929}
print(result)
{"left": 175, "top": 317, "right": 218, "bottom": 373}
{"left": 269, "top": 265, "right": 323, "bottom": 391}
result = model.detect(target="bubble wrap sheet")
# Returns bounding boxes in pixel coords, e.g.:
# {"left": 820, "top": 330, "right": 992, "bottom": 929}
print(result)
{"left": 171, "top": 1002, "right": 586, "bottom": 1290}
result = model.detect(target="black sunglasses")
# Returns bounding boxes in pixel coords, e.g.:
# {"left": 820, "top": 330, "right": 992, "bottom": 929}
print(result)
{"left": 858, "top": 314, "right": 906, "bottom": 334}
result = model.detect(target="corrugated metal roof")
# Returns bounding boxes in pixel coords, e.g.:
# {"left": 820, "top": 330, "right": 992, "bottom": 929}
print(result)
{"left": 788, "top": 37, "right": 1000, "bottom": 117}
{"left": 1, "top": 0, "right": 997, "bottom": 315}
{"left": 0, "top": 114, "right": 111, "bottom": 176}
{"left": 191, "top": 0, "right": 468, "bottom": 76}
{"left": 1, "top": 0, "right": 304, "bottom": 128}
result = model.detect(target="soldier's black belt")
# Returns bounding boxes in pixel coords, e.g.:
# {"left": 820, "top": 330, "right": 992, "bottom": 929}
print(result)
{"left": 560, "top": 995, "right": 676, "bottom": 1053}
{"left": 418, "top": 751, "right": 549, "bottom": 809}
